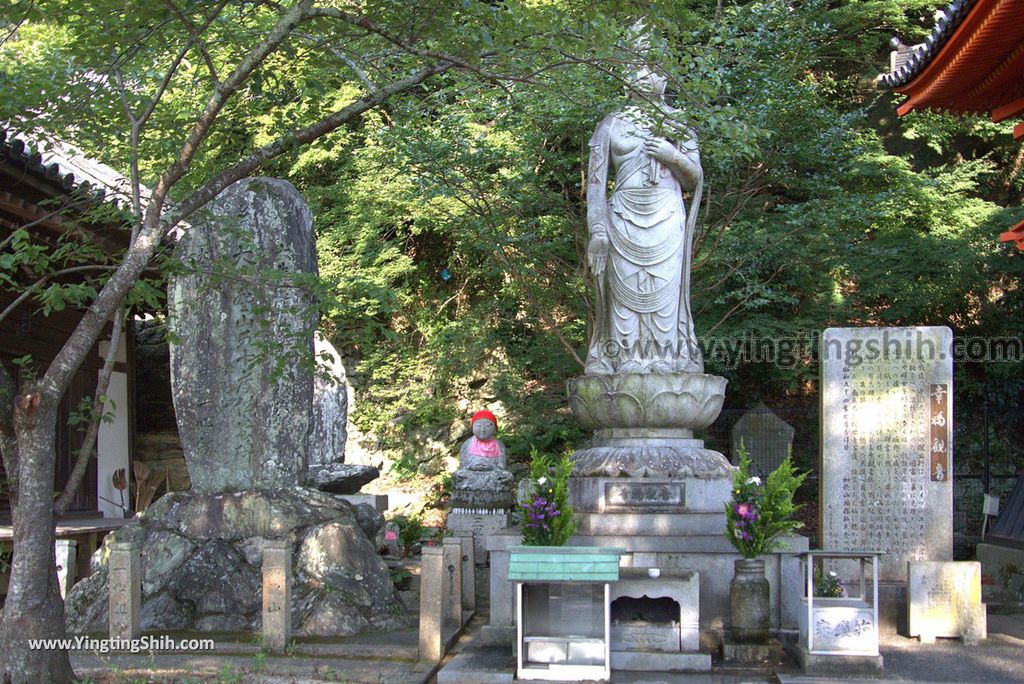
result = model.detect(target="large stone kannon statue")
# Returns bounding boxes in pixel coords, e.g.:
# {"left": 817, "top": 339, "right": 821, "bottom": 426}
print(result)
{"left": 584, "top": 65, "right": 703, "bottom": 376}
{"left": 568, "top": 62, "right": 732, "bottom": 480}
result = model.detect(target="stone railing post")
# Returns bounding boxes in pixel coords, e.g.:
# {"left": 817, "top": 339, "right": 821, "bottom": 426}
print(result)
{"left": 108, "top": 540, "right": 141, "bottom": 641}
{"left": 419, "top": 545, "right": 444, "bottom": 663}
{"left": 55, "top": 539, "right": 78, "bottom": 599}
{"left": 442, "top": 538, "right": 463, "bottom": 628}
{"left": 458, "top": 534, "right": 475, "bottom": 613}
{"left": 262, "top": 538, "right": 292, "bottom": 653}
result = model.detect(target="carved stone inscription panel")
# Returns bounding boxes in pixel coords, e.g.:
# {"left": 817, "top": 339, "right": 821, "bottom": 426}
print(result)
{"left": 821, "top": 327, "right": 953, "bottom": 582}
{"left": 604, "top": 482, "right": 684, "bottom": 510}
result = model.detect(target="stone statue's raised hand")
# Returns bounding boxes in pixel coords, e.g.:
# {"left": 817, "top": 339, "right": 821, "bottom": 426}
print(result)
{"left": 588, "top": 233, "right": 609, "bottom": 275}
{"left": 644, "top": 136, "right": 677, "bottom": 164}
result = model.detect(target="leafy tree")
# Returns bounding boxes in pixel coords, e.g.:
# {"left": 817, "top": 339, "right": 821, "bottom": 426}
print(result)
{"left": 2, "top": 2, "right": 1021, "bottom": 681}
{"left": 282, "top": 0, "right": 1023, "bottom": 481}
{"left": 0, "top": 2, "right": 727, "bottom": 680}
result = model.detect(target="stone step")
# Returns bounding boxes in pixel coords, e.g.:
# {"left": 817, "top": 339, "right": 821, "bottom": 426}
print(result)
{"left": 579, "top": 512, "right": 727, "bottom": 536}
{"left": 610, "top": 649, "right": 712, "bottom": 673}
{"left": 436, "top": 645, "right": 515, "bottom": 684}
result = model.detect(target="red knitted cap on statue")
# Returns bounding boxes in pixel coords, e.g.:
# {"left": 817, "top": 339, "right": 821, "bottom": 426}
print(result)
{"left": 471, "top": 410, "right": 497, "bottom": 427}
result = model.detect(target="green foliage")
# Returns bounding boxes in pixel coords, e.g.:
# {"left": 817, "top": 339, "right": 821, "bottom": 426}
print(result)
{"left": 394, "top": 514, "right": 424, "bottom": 551}
{"left": 390, "top": 567, "right": 412, "bottom": 590}
{"left": 2, "top": 0, "right": 1020, "bottom": 482}
{"left": 521, "top": 448, "right": 576, "bottom": 546}
{"left": 814, "top": 566, "right": 844, "bottom": 598}
{"left": 725, "top": 442, "right": 806, "bottom": 558}
{"left": 66, "top": 395, "right": 115, "bottom": 429}
{"left": 216, "top": 663, "right": 242, "bottom": 684}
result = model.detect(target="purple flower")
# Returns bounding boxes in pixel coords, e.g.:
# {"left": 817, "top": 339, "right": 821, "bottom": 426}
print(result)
{"left": 734, "top": 502, "right": 758, "bottom": 522}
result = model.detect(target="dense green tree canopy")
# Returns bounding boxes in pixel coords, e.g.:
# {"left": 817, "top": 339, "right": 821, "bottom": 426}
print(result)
{"left": 3, "top": 0, "right": 1021, "bottom": 481}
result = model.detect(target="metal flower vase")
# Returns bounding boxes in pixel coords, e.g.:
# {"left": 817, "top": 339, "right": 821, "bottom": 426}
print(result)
{"left": 730, "top": 558, "right": 770, "bottom": 642}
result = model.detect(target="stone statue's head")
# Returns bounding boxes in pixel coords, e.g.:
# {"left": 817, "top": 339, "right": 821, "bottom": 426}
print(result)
{"left": 473, "top": 418, "right": 496, "bottom": 441}
{"left": 471, "top": 410, "right": 498, "bottom": 440}
{"left": 627, "top": 66, "right": 666, "bottom": 101}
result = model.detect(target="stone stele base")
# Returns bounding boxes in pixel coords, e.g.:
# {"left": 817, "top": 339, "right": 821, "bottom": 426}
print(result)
{"left": 721, "top": 637, "right": 785, "bottom": 664}
{"left": 65, "top": 488, "right": 410, "bottom": 636}
{"left": 610, "top": 650, "right": 710, "bottom": 672}
{"left": 794, "top": 643, "right": 884, "bottom": 676}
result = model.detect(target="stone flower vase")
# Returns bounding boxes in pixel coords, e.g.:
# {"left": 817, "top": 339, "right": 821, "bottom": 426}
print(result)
{"left": 730, "top": 558, "right": 770, "bottom": 642}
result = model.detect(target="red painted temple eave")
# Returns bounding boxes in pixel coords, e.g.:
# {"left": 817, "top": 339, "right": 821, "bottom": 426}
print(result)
{"left": 1000, "top": 218, "right": 1024, "bottom": 251}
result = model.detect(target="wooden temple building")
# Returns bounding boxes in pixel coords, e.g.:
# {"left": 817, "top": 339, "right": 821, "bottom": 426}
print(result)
{"left": 0, "top": 128, "right": 139, "bottom": 595}
{"left": 883, "top": 0, "right": 1024, "bottom": 250}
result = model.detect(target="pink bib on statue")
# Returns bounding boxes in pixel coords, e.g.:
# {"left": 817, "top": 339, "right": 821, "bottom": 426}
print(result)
{"left": 468, "top": 437, "right": 500, "bottom": 458}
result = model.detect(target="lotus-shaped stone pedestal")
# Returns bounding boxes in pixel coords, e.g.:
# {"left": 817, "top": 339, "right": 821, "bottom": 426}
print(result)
{"left": 568, "top": 372, "right": 732, "bottom": 478}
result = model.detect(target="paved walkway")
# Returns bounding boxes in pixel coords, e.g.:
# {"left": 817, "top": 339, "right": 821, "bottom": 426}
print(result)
{"left": 70, "top": 628, "right": 430, "bottom": 683}
{"left": 68, "top": 565, "right": 1024, "bottom": 684}
{"left": 436, "top": 605, "right": 1024, "bottom": 684}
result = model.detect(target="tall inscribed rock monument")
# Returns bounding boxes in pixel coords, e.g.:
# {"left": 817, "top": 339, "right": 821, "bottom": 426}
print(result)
{"left": 66, "top": 178, "right": 403, "bottom": 636}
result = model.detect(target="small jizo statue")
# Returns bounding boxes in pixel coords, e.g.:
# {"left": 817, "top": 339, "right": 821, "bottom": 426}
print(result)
{"left": 460, "top": 410, "right": 506, "bottom": 470}
{"left": 451, "top": 410, "right": 514, "bottom": 511}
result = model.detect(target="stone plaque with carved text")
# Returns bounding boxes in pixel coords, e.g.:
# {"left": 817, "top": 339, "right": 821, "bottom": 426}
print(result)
{"left": 604, "top": 481, "right": 684, "bottom": 511}
{"left": 820, "top": 327, "right": 953, "bottom": 582}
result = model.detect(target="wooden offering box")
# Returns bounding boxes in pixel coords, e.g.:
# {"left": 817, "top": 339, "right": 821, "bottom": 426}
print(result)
{"left": 509, "top": 546, "right": 624, "bottom": 682}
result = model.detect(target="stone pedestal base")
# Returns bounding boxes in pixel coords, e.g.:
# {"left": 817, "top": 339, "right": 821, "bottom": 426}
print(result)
{"left": 794, "top": 643, "right": 884, "bottom": 676}
{"left": 446, "top": 509, "right": 510, "bottom": 564}
{"left": 571, "top": 476, "right": 733, "bottom": 517}
{"left": 721, "top": 637, "right": 784, "bottom": 664}
{"left": 610, "top": 650, "right": 711, "bottom": 672}
{"left": 485, "top": 528, "right": 808, "bottom": 646}
{"left": 612, "top": 567, "right": 700, "bottom": 652}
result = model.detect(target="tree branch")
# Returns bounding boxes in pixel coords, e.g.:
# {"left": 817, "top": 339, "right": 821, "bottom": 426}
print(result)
{"left": 40, "top": 1, "right": 315, "bottom": 402}
{"left": 295, "top": 32, "right": 377, "bottom": 92}
{"left": 165, "top": 59, "right": 453, "bottom": 230}
{"left": 309, "top": 8, "right": 520, "bottom": 84}
{"left": 163, "top": 0, "right": 222, "bottom": 86}
{"left": 703, "top": 262, "right": 787, "bottom": 336}
{"left": 0, "top": 0, "right": 34, "bottom": 48}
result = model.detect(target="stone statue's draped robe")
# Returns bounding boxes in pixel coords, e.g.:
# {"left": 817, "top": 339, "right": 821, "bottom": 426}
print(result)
{"left": 586, "top": 114, "right": 703, "bottom": 374}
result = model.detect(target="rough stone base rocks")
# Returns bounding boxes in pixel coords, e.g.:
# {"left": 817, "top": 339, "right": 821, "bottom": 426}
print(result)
{"left": 65, "top": 488, "right": 409, "bottom": 637}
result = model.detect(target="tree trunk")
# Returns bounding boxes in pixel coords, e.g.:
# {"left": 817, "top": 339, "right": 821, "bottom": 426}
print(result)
{"left": 0, "top": 399, "right": 75, "bottom": 684}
